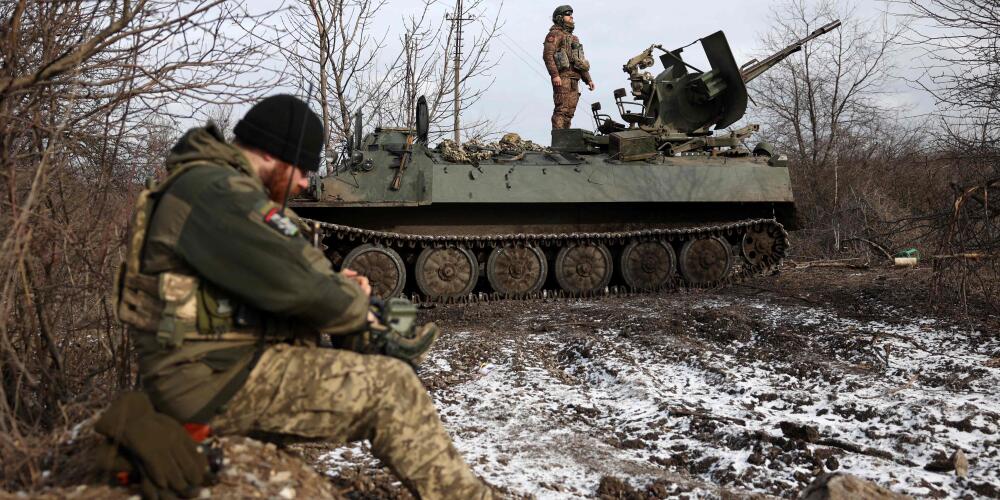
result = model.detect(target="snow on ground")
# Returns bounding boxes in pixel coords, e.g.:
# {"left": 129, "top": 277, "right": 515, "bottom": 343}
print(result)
{"left": 319, "top": 292, "right": 1000, "bottom": 498}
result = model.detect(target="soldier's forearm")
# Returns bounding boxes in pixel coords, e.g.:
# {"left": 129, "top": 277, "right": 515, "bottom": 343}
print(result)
{"left": 315, "top": 281, "right": 370, "bottom": 336}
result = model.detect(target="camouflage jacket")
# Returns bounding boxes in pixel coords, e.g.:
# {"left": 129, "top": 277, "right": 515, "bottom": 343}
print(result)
{"left": 129, "top": 124, "right": 368, "bottom": 422}
{"left": 542, "top": 24, "right": 592, "bottom": 84}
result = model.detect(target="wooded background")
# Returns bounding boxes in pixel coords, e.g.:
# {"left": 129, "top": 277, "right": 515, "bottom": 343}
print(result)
{"left": 1, "top": 0, "right": 997, "bottom": 489}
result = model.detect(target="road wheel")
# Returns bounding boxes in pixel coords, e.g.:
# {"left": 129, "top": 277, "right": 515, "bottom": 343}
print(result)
{"left": 486, "top": 244, "right": 547, "bottom": 296}
{"left": 620, "top": 240, "right": 676, "bottom": 290}
{"left": 554, "top": 243, "right": 613, "bottom": 294}
{"left": 342, "top": 244, "right": 406, "bottom": 298}
{"left": 414, "top": 246, "right": 478, "bottom": 299}
{"left": 741, "top": 223, "right": 786, "bottom": 268}
{"left": 679, "top": 236, "right": 732, "bottom": 285}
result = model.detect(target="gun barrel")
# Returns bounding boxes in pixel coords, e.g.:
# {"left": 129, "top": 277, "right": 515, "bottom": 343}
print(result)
{"left": 740, "top": 19, "right": 841, "bottom": 83}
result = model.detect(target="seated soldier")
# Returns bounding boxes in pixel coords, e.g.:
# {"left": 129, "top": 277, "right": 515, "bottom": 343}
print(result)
{"left": 107, "top": 94, "right": 494, "bottom": 499}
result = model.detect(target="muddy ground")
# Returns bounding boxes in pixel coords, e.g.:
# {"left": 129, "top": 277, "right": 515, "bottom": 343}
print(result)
{"left": 12, "top": 265, "right": 995, "bottom": 499}
{"left": 314, "top": 265, "right": 1000, "bottom": 499}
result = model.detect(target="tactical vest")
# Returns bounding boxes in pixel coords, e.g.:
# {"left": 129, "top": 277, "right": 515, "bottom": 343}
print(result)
{"left": 114, "top": 162, "right": 290, "bottom": 348}
{"left": 553, "top": 30, "right": 590, "bottom": 74}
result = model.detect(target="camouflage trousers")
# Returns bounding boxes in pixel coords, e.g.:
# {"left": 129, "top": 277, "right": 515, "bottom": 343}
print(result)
{"left": 210, "top": 344, "right": 493, "bottom": 500}
{"left": 551, "top": 75, "right": 581, "bottom": 129}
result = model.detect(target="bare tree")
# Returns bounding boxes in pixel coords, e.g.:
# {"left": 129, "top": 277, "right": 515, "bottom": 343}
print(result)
{"left": 266, "top": 0, "right": 388, "bottom": 155}
{"left": 896, "top": 0, "right": 1000, "bottom": 178}
{"left": 897, "top": 0, "right": 1000, "bottom": 123}
{"left": 270, "top": 0, "right": 503, "bottom": 162}
{"left": 203, "top": 104, "right": 237, "bottom": 140}
{"left": 749, "top": 0, "right": 908, "bottom": 254}
{"left": 896, "top": 0, "right": 1000, "bottom": 313}
{"left": 896, "top": 0, "right": 1000, "bottom": 177}
{"left": 0, "top": 0, "right": 273, "bottom": 488}
{"left": 406, "top": 0, "right": 504, "bottom": 142}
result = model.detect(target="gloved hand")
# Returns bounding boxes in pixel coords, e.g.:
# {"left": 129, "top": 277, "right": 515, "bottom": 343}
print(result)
{"left": 331, "top": 297, "right": 439, "bottom": 366}
{"left": 375, "top": 319, "right": 440, "bottom": 367}
{"left": 95, "top": 392, "right": 209, "bottom": 499}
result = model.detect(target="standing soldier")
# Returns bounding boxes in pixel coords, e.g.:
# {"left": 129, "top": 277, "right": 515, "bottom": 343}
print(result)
{"left": 98, "top": 94, "right": 495, "bottom": 499}
{"left": 543, "top": 4, "right": 596, "bottom": 129}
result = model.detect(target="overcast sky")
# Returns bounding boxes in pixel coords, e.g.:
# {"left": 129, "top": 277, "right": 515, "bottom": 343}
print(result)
{"left": 236, "top": 0, "right": 934, "bottom": 145}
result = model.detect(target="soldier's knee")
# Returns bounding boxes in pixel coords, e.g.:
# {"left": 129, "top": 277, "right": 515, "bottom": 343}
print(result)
{"left": 380, "top": 357, "right": 424, "bottom": 390}
{"left": 380, "top": 356, "right": 413, "bottom": 377}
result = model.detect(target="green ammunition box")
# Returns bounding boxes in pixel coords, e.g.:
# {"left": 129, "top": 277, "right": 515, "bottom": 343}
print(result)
{"left": 609, "top": 130, "right": 657, "bottom": 161}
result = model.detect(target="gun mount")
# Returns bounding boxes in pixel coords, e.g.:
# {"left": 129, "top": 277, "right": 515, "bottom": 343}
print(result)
{"left": 596, "top": 20, "right": 841, "bottom": 155}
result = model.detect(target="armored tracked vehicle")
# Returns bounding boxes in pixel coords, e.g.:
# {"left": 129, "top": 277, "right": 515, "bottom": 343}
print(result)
{"left": 293, "top": 22, "right": 841, "bottom": 300}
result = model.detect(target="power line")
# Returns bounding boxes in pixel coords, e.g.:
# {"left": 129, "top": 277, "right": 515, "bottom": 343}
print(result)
{"left": 500, "top": 30, "right": 549, "bottom": 75}
{"left": 498, "top": 32, "right": 550, "bottom": 81}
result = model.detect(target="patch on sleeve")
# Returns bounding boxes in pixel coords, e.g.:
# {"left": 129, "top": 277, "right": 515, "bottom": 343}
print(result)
{"left": 254, "top": 200, "right": 299, "bottom": 237}
{"left": 545, "top": 34, "right": 556, "bottom": 43}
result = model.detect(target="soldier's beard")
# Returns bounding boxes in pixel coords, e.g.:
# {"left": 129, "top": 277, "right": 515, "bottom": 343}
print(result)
{"left": 562, "top": 19, "right": 574, "bottom": 31}
{"left": 264, "top": 164, "right": 301, "bottom": 203}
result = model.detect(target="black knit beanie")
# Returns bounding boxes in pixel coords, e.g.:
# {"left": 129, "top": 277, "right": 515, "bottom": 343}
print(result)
{"left": 233, "top": 94, "right": 324, "bottom": 172}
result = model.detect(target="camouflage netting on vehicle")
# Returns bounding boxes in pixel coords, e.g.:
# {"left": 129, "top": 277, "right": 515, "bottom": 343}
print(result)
{"left": 436, "top": 133, "right": 550, "bottom": 163}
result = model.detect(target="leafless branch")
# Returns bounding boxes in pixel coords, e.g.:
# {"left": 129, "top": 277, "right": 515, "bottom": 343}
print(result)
{"left": 0, "top": 0, "right": 276, "bottom": 487}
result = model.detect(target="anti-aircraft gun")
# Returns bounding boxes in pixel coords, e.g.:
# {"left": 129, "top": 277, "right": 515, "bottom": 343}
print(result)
{"left": 293, "top": 23, "right": 841, "bottom": 302}
{"left": 590, "top": 20, "right": 842, "bottom": 156}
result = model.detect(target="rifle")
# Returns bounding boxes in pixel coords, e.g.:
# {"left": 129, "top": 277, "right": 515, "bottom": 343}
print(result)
{"left": 390, "top": 133, "right": 415, "bottom": 191}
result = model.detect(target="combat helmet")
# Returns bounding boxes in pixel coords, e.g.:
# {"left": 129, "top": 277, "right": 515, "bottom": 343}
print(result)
{"left": 552, "top": 5, "right": 573, "bottom": 26}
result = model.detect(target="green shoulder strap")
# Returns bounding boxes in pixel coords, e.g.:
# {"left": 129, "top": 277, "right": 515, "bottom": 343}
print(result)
{"left": 116, "top": 161, "right": 221, "bottom": 328}
{"left": 123, "top": 161, "right": 219, "bottom": 278}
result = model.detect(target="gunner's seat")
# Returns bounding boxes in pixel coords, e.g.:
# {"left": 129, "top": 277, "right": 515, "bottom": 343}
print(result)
{"left": 591, "top": 102, "right": 626, "bottom": 135}
{"left": 614, "top": 88, "right": 655, "bottom": 127}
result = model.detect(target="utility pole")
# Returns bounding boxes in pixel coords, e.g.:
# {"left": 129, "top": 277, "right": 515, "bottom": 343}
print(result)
{"left": 446, "top": 0, "right": 473, "bottom": 144}
{"left": 404, "top": 33, "right": 414, "bottom": 129}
